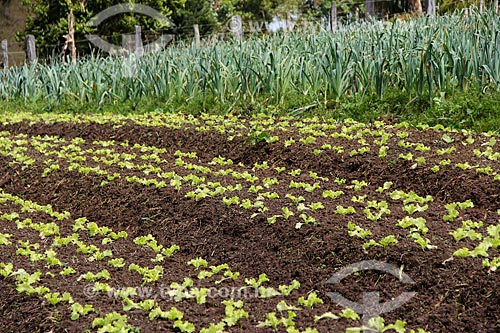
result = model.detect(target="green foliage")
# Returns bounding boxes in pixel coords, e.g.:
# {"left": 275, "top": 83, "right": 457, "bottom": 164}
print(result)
{"left": 2, "top": 11, "right": 500, "bottom": 133}
{"left": 0, "top": 233, "right": 12, "bottom": 246}
{"left": 187, "top": 257, "right": 208, "bottom": 269}
{"left": 70, "top": 302, "right": 94, "bottom": 320}
{"left": 339, "top": 308, "right": 360, "bottom": 320}
{"left": 92, "top": 312, "right": 140, "bottom": 332}
{"left": 347, "top": 222, "right": 372, "bottom": 239}
{"left": 0, "top": 262, "right": 14, "bottom": 278}
{"left": 21, "top": 0, "right": 187, "bottom": 56}
{"left": 298, "top": 291, "right": 323, "bottom": 308}
{"left": 222, "top": 299, "right": 249, "bottom": 327}
{"left": 128, "top": 263, "right": 163, "bottom": 284}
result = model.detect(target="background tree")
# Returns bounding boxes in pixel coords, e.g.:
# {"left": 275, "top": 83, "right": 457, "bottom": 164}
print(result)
{"left": 17, "top": 0, "right": 485, "bottom": 58}
{"left": 19, "top": 0, "right": 186, "bottom": 56}
{"left": 171, "top": 0, "right": 219, "bottom": 38}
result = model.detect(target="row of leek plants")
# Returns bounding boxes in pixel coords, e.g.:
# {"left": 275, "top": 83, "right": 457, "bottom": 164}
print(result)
{"left": 0, "top": 9, "right": 499, "bottom": 108}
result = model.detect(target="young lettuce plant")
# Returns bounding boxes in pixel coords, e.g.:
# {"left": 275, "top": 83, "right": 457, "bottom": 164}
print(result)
{"left": 335, "top": 205, "right": 357, "bottom": 215}
{"left": 351, "top": 180, "right": 368, "bottom": 191}
{"left": 92, "top": 312, "right": 139, "bottom": 332}
{"left": 482, "top": 257, "right": 500, "bottom": 272}
{"left": 347, "top": 222, "right": 372, "bottom": 239}
{"left": 363, "top": 235, "right": 399, "bottom": 250}
{"left": 173, "top": 320, "right": 196, "bottom": 333}
{"left": 257, "top": 311, "right": 297, "bottom": 330}
{"left": 128, "top": 264, "right": 163, "bottom": 284}
{"left": 363, "top": 200, "right": 390, "bottom": 221}
{"left": 222, "top": 299, "right": 249, "bottom": 327}
{"left": 0, "top": 262, "right": 14, "bottom": 278}
{"left": 346, "top": 317, "right": 411, "bottom": 333}
{"left": 78, "top": 269, "right": 111, "bottom": 282}
{"left": 60, "top": 267, "right": 77, "bottom": 276}
{"left": 282, "top": 206, "right": 295, "bottom": 220}
{"left": 450, "top": 220, "right": 484, "bottom": 242}
{"left": 187, "top": 257, "right": 208, "bottom": 269}
{"left": 70, "top": 302, "right": 95, "bottom": 320}
{"left": 149, "top": 306, "right": 184, "bottom": 320}
{"left": 298, "top": 291, "right": 323, "bottom": 308}
{"left": 44, "top": 292, "right": 63, "bottom": 306}
{"left": 375, "top": 182, "right": 393, "bottom": 193}
{"left": 397, "top": 216, "right": 428, "bottom": 235}
{"left": 245, "top": 273, "right": 270, "bottom": 289}
{"left": 267, "top": 215, "right": 280, "bottom": 225}
{"left": 168, "top": 278, "right": 195, "bottom": 302}
{"left": 278, "top": 280, "right": 301, "bottom": 296}
{"left": 189, "top": 287, "right": 209, "bottom": 304}
{"left": 323, "top": 190, "right": 345, "bottom": 200}
{"left": 409, "top": 233, "right": 437, "bottom": 250}
{"left": 0, "top": 233, "right": 12, "bottom": 246}
{"left": 199, "top": 322, "right": 226, "bottom": 333}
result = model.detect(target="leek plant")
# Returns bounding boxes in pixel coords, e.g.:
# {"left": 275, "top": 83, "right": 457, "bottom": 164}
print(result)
{"left": 0, "top": 9, "right": 499, "bottom": 112}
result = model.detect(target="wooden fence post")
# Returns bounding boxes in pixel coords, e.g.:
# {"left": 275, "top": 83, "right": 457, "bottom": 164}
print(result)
{"left": 479, "top": 0, "right": 483, "bottom": 13}
{"left": 1, "top": 39, "right": 8, "bottom": 69}
{"left": 25, "top": 35, "right": 36, "bottom": 65}
{"left": 427, "top": 0, "right": 436, "bottom": 16}
{"left": 494, "top": 0, "right": 498, "bottom": 14}
{"left": 286, "top": 12, "right": 293, "bottom": 32}
{"left": 330, "top": 2, "right": 337, "bottom": 32}
{"left": 230, "top": 15, "right": 243, "bottom": 41}
{"left": 134, "top": 25, "right": 143, "bottom": 57}
{"left": 365, "top": 0, "right": 374, "bottom": 18}
{"left": 193, "top": 24, "right": 201, "bottom": 47}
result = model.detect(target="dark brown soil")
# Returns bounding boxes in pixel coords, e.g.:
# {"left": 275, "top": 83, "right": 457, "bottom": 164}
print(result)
{"left": 0, "top": 116, "right": 498, "bottom": 333}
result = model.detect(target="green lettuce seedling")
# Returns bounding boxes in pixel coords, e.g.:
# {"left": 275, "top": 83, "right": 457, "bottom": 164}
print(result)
{"left": 0, "top": 262, "right": 13, "bottom": 278}
{"left": 187, "top": 257, "right": 208, "bottom": 269}
{"left": 0, "top": 233, "right": 12, "bottom": 246}
{"left": 347, "top": 222, "right": 372, "bottom": 239}
{"left": 323, "top": 190, "right": 345, "bottom": 200}
{"left": 335, "top": 205, "right": 357, "bottom": 215}
{"left": 298, "top": 291, "right": 323, "bottom": 308}
{"left": 70, "top": 303, "right": 94, "bottom": 320}
{"left": 282, "top": 207, "right": 295, "bottom": 220}
{"left": 92, "top": 312, "right": 139, "bottom": 332}
{"left": 245, "top": 273, "right": 269, "bottom": 288}
{"left": 314, "top": 312, "right": 339, "bottom": 322}
{"left": 199, "top": 322, "right": 226, "bottom": 333}
{"left": 278, "top": 280, "right": 301, "bottom": 296}
{"left": 339, "top": 308, "right": 360, "bottom": 320}
{"left": 222, "top": 299, "right": 249, "bottom": 327}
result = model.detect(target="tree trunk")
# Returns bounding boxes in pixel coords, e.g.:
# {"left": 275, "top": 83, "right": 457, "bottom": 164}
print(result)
{"left": 68, "top": 8, "right": 76, "bottom": 64}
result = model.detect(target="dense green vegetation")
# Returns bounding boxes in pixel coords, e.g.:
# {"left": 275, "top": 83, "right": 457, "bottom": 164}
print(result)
{"left": 19, "top": 0, "right": 337, "bottom": 52}
{"left": 1, "top": 9, "right": 500, "bottom": 131}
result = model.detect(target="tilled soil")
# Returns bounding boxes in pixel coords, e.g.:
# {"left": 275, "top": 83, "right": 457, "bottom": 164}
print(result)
{"left": 0, "top": 115, "right": 498, "bottom": 333}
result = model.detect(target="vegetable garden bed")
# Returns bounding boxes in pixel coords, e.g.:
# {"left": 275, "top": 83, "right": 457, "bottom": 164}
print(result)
{"left": 0, "top": 112, "right": 498, "bottom": 332}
